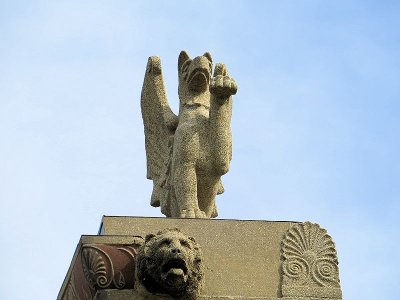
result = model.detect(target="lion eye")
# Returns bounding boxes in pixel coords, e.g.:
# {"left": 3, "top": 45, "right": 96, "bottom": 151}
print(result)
{"left": 160, "top": 239, "right": 171, "bottom": 247}
{"left": 180, "top": 239, "right": 191, "bottom": 249}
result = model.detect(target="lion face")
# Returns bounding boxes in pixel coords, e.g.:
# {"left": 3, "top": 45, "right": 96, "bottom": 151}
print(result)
{"left": 136, "top": 228, "right": 204, "bottom": 299}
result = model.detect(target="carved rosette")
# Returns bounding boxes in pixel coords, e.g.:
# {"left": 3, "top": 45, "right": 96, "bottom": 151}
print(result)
{"left": 281, "top": 222, "right": 342, "bottom": 299}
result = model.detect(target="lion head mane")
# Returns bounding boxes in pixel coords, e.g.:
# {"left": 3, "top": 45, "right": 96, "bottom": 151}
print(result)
{"left": 136, "top": 228, "right": 204, "bottom": 299}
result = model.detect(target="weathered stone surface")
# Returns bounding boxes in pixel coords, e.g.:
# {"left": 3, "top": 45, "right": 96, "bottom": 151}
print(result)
{"left": 58, "top": 218, "right": 342, "bottom": 300}
{"left": 94, "top": 289, "right": 341, "bottom": 300}
{"left": 281, "top": 222, "right": 341, "bottom": 299}
{"left": 141, "top": 51, "right": 237, "bottom": 218}
{"left": 94, "top": 289, "right": 239, "bottom": 300}
{"left": 100, "top": 217, "right": 298, "bottom": 298}
{"left": 58, "top": 236, "right": 143, "bottom": 300}
{"left": 135, "top": 228, "right": 204, "bottom": 299}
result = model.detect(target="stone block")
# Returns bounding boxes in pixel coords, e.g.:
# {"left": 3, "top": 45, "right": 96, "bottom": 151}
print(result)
{"left": 58, "top": 217, "right": 342, "bottom": 299}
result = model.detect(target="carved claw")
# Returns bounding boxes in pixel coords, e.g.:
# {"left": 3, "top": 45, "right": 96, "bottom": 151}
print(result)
{"left": 210, "top": 75, "right": 237, "bottom": 99}
{"left": 210, "top": 62, "right": 238, "bottom": 100}
{"left": 180, "top": 208, "right": 207, "bottom": 218}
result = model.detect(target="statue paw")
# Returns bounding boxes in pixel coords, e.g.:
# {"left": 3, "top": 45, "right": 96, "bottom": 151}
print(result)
{"left": 195, "top": 209, "right": 207, "bottom": 218}
{"left": 180, "top": 208, "right": 207, "bottom": 218}
{"left": 210, "top": 75, "right": 238, "bottom": 100}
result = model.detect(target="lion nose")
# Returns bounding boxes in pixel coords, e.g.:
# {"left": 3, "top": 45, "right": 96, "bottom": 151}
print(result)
{"left": 171, "top": 247, "right": 181, "bottom": 254}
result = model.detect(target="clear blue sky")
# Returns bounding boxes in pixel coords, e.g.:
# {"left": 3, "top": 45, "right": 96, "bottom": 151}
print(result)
{"left": 1, "top": 1, "right": 399, "bottom": 299}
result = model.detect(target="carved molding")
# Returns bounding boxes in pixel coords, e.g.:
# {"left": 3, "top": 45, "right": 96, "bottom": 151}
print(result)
{"left": 61, "top": 238, "right": 143, "bottom": 300}
{"left": 81, "top": 244, "right": 139, "bottom": 291}
{"left": 81, "top": 246, "right": 112, "bottom": 289}
{"left": 281, "top": 222, "right": 342, "bottom": 299}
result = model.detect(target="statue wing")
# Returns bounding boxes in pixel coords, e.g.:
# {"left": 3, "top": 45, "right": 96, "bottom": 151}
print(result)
{"left": 141, "top": 56, "right": 178, "bottom": 207}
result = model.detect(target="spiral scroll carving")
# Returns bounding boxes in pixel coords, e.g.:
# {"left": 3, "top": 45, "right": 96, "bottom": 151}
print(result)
{"left": 79, "top": 243, "right": 140, "bottom": 295}
{"left": 81, "top": 247, "right": 112, "bottom": 289}
{"left": 282, "top": 257, "right": 309, "bottom": 283}
{"left": 280, "top": 222, "right": 342, "bottom": 299}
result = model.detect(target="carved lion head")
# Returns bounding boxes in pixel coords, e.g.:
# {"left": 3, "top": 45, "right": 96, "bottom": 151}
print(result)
{"left": 136, "top": 228, "right": 204, "bottom": 299}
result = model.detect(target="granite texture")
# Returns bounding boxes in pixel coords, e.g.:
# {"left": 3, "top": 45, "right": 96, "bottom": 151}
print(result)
{"left": 94, "top": 289, "right": 340, "bottom": 300}
{"left": 135, "top": 228, "right": 204, "bottom": 299}
{"left": 58, "top": 218, "right": 342, "bottom": 300}
{"left": 57, "top": 48, "right": 343, "bottom": 299}
{"left": 141, "top": 51, "right": 237, "bottom": 218}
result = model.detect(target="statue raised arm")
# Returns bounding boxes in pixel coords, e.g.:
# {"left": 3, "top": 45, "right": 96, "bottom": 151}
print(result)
{"left": 141, "top": 51, "right": 237, "bottom": 218}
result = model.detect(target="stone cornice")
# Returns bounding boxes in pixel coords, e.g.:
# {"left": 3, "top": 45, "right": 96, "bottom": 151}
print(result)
{"left": 58, "top": 236, "right": 143, "bottom": 300}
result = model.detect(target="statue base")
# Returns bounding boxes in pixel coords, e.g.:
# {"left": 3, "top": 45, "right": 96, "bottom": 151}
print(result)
{"left": 58, "top": 216, "right": 342, "bottom": 300}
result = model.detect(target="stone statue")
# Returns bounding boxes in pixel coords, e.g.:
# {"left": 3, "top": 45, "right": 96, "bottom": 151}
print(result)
{"left": 141, "top": 51, "right": 237, "bottom": 218}
{"left": 135, "top": 228, "right": 204, "bottom": 299}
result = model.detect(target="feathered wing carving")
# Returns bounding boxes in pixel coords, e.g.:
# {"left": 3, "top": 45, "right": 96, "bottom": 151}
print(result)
{"left": 141, "top": 56, "right": 178, "bottom": 212}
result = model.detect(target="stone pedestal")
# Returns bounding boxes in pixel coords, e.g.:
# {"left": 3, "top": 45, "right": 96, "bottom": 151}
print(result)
{"left": 58, "top": 217, "right": 342, "bottom": 300}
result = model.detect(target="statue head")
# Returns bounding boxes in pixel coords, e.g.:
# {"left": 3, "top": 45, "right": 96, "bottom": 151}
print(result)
{"left": 136, "top": 228, "right": 204, "bottom": 299}
{"left": 178, "top": 51, "right": 213, "bottom": 103}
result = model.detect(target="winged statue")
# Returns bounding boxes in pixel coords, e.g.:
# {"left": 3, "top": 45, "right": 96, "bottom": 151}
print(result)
{"left": 141, "top": 51, "right": 237, "bottom": 218}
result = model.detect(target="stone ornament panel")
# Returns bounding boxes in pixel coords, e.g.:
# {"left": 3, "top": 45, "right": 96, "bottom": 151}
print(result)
{"left": 63, "top": 238, "right": 143, "bottom": 300}
{"left": 280, "top": 222, "right": 342, "bottom": 299}
{"left": 59, "top": 220, "right": 343, "bottom": 299}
